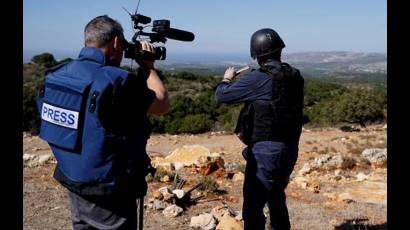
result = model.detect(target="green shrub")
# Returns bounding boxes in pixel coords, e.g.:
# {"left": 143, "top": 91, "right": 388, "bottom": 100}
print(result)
{"left": 31, "top": 53, "right": 57, "bottom": 68}
{"left": 198, "top": 176, "right": 219, "bottom": 193}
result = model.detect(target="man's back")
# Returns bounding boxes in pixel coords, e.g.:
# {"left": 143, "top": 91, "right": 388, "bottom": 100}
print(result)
{"left": 39, "top": 47, "right": 155, "bottom": 198}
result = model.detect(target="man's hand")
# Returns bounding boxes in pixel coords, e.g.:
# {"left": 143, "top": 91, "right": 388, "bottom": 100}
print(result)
{"left": 137, "top": 41, "right": 170, "bottom": 115}
{"left": 223, "top": 66, "right": 236, "bottom": 82}
{"left": 137, "top": 41, "right": 156, "bottom": 70}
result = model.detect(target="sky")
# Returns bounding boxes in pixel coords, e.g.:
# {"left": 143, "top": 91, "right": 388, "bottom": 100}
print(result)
{"left": 23, "top": 0, "right": 386, "bottom": 62}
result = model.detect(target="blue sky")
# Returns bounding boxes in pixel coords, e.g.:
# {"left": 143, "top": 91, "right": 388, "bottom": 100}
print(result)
{"left": 23, "top": 0, "right": 386, "bottom": 62}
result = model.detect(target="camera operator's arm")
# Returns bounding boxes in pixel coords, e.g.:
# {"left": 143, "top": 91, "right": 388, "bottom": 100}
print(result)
{"left": 138, "top": 41, "right": 170, "bottom": 115}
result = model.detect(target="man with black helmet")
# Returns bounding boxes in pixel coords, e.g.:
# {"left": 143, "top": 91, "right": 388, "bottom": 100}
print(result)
{"left": 214, "top": 28, "right": 304, "bottom": 230}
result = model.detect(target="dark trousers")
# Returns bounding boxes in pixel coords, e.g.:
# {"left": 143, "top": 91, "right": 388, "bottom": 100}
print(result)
{"left": 68, "top": 191, "right": 139, "bottom": 230}
{"left": 242, "top": 141, "right": 299, "bottom": 230}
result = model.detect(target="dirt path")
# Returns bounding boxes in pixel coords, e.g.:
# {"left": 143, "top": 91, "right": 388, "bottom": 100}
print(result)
{"left": 23, "top": 125, "right": 387, "bottom": 230}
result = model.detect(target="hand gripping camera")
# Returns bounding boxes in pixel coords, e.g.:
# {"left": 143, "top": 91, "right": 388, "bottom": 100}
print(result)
{"left": 122, "top": 10, "right": 195, "bottom": 61}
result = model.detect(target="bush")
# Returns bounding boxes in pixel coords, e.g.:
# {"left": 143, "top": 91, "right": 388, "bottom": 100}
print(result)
{"left": 23, "top": 81, "right": 43, "bottom": 134}
{"left": 31, "top": 53, "right": 57, "bottom": 68}
{"left": 23, "top": 54, "right": 387, "bottom": 135}
{"left": 332, "top": 88, "right": 386, "bottom": 125}
{"left": 304, "top": 87, "right": 386, "bottom": 125}
{"left": 198, "top": 176, "right": 219, "bottom": 193}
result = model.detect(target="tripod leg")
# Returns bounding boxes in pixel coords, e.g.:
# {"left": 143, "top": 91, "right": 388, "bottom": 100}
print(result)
{"left": 137, "top": 197, "right": 144, "bottom": 230}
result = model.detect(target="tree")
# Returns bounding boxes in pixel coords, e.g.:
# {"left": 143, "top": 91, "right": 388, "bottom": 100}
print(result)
{"left": 332, "top": 88, "right": 386, "bottom": 126}
{"left": 31, "top": 53, "right": 57, "bottom": 68}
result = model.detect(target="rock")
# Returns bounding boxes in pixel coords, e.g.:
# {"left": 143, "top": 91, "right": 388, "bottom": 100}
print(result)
{"left": 315, "top": 154, "right": 355, "bottom": 170}
{"left": 324, "top": 181, "right": 386, "bottom": 205}
{"left": 153, "top": 190, "right": 164, "bottom": 200}
{"left": 163, "top": 193, "right": 176, "bottom": 202}
{"left": 190, "top": 213, "right": 216, "bottom": 230}
{"left": 383, "top": 124, "right": 387, "bottom": 129}
{"left": 173, "top": 162, "right": 185, "bottom": 171}
{"left": 356, "top": 172, "right": 369, "bottom": 181}
{"left": 293, "top": 176, "right": 308, "bottom": 189}
{"left": 153, "top": 200, "right": 167, "bottom": 210}
{"left": 160, "top": 175, "right": 171, "bottom": 182}
{"left": 339, "top": 125, "right": 360, "bottom": 132}
{"left": 298, "top": 163, "right": 313, "bottom": 175}
{"left": 157, "top": 187, "right": 175, "bottom": 201}
{"left": 330, "top": 219, "right": 338, "bottom": 226}
{"left": 341, "top": 137, "right": 347, "bottom": 142}
{"left": 232, "top": 172, "right": 245, "bottom": 182}
{"left": 211, "top": 205, "right": 235, "bottom": 221}
{"left": 361, "top": 148, "right": 387, "bottom": 167}
{"left": 216, "top": 215, "right": 244, "bottom": 230}
{"left": 234, "top": 210, "right": 243, "bottom": 221}
{"left": 226, "top": 161, "right": 240, "bottom": 171}
{"left": 152, "top": 145, "right": 212, "bottom": 169}
{"left": 158, "top": 186, "right": 170, "bottom": 195}
{"left": 38, "top": 154, "right": 52, "bottom": 165}
{"left": 334, "top": 169, "right": 342, "bottom": 176}
{"left": 151, "top": 159, "right": 173, "bottom": 172}
{"left": 162, "top": 205, "right": 183, "bottom": 218}
{"left": 198, "top": 156, "right": 225, "bottom": 176}
{"left": 307, "top": 179, "right": 321, "bottom": 193}
{"left": 23, "top": 153, "right": 37, "bottom": 161}
{"left": 145, "top": 203, "right": 153, "bottom": 209}
{"left": 172, "top": 189, "right": 185, "bottom": 199}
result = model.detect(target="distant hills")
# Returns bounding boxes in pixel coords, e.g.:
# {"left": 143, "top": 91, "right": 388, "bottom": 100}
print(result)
{"left": 153, "top": 51, "right": 387, "bottom": 78}
{"left": 282, "top": 52, "right": 386, "bottom": 75}
{"left": 24, "top": 50, "right": 387, "bottom": 77}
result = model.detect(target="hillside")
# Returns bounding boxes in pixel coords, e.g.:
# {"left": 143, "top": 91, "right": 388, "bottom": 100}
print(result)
{"left": 23, "top": 125, "right": 387, "bottom": 230}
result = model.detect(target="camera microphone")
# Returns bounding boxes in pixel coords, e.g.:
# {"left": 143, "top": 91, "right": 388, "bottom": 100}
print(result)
{"left": 166, "top": 28, "right": 195, "bottom": 42}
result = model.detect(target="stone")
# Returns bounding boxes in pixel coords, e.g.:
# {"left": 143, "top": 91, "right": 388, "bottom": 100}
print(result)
{"left": 234, "top": 210, "right": 243, "bottom": 221}
{"left": 163, "top": 193, "right": 176, "bottom": 202}
{"left": 293, "top": 176, "right": 308, "bottom": 189}
{"left": 216, "top": 215, "right": 243, "bottom": 230}
{"left": 152, "top": 145, "right": 212, "bottom": 168}
{"left": 307, "top": 179, "right": 321, "bottom": 193}
{"left": 298, "top": 163, "right": 313, "bottom": 175}
{"left": 172, "top": 189, "right": 185, "bottom": 199}
{"left": 232, "top": 172, "right": 245, "bottom": 182}
{"left": 198, "top": 156, "right": 225, "bottom": 176}
{"left": 356, "top": 172, "right": 369, "bottom": 181}
{"left": 153, "top": 190, "right": 164, "bottom": 200}
{"left": 38, "top": 154, "right": 52, "bottom": 165}
{"left": 162, "top": 205, "right": 183, "bottom": 218}
{"left": 361, "top": 148, "right": 387, "bottom": 167}
{"left": 324, "top": 181, "right": 386, "bottom": 205}
{"left": 315, "top": 154, "right": 355, "bottom": 170}
{"left": 153, "top": 200, "right": 167, "bottom": 210}
{"left": 173, "top": 162, "right": 185, "bottom": 171}
{"left": 339, "top": 125, "right": 360, "bottom": 132}
{"left": 23, "top": 153, "right": 37, "bottom": 161}
{"left": 158, "top": 186, "right": 171, "bottom": 196}
{"left": 334, "top": 169, "right": 342, "bottom": 176}
{"left": 211, "top": 205, "right": 235, "bottom": 221}
{"left": 190, "top": 213, "right": 216, "bottom": 230}
{"left": 160, "top": 175, "right": 171, "bottom": 182}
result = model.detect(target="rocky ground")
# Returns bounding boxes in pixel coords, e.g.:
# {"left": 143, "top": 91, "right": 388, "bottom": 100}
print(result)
{"left": 23, "top": 124, "right": 387, "bottom": 230}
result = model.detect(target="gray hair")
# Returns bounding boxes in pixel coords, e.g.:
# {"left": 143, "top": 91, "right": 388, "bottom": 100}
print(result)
{"left": 84, "top": 15, "right": 124, "bottom": 47}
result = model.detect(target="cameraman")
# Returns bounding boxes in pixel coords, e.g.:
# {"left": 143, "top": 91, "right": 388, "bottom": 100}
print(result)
{"left": 37, "top": 15, "right": 169, "bottom": 229}
{"left": 214, "top": 28, "right": 304, "bottom": 230}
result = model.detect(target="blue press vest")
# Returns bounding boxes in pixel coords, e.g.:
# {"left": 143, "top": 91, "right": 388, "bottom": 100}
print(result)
{"left": 37, "top": 47, "right": 151, "bottom": 196}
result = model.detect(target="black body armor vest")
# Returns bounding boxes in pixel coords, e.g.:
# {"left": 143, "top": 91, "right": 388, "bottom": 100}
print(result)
{"left": 235, "top": 62, "right": 304, "bottom": 145}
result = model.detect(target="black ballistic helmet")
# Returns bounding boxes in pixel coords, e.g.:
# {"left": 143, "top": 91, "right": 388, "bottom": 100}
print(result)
{"left": 250, "top": 28, "right": 285, "bottom": 59}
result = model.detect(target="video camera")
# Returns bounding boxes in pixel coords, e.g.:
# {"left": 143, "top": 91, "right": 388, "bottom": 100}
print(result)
{"left": 123, "top": 12, "right": 195, "bottom": 61}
